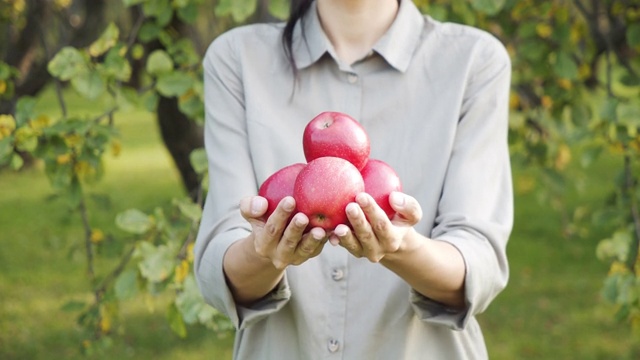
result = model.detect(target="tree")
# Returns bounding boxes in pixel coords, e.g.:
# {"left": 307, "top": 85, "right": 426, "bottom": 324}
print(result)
{"left": 0, "top": 0, "right": 639, "bottom": 353}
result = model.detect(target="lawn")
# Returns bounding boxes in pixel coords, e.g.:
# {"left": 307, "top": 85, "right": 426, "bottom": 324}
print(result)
{"left": 1, "top": 90, "right": 639, "bottom": 359}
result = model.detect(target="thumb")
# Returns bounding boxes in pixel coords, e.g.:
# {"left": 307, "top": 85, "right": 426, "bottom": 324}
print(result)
{"left": 389, "top": 192, "right": 422, "bottom": 225}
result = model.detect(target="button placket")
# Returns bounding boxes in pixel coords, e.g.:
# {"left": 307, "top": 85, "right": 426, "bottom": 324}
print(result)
{"left": 347, "top": 73, "right": 358, "bottom": 84}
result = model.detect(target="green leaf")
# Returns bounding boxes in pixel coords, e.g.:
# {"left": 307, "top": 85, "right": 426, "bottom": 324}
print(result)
{"left": 138, "top": 21, "right": 162, "bottom": 43}
{"left": 156, "top": 71, "right": 193, "bottom": 97}
{"left": 123, "top": 0, "right": 147, "bottom": 6}
{"left": 146, "top": 50, "right": 174, "bottom": 75}
{"left": 173, "top": 198, "right": 202, "bottom": 222}
{"left": 268, "top": 0, "right": 289, "bottom": 20}
{"left": 175, "top": 275, "right": 218, "bottom": 325}
{"left": 167, "top": 302, "right": 188, "bottom": 338}
{"left": 600, "top": 97, "right": 619, "bottom": 123}
{"left": 135, "top": 242, "right": 176, "bottom": 282}
{"left": 71, "top": 70, "right": 106, "bottom": 100}
{"left": 627, "top": 23, "right": 640, "bottom": 49}
{"left": 116, "top": 209, "right": 153, "bottom": 234}
{"left": 101, "top": 46, "right": 132, "bottom": 81}
{"left": 177, "top": 3, "right": 198, "bottom": 23}
{"left": 215, "top": 0, "right": 257, "bottom": 22}
{"left": 115, "top": 87, "right": 139, "bottom": 111}
{"left": 10, "top": 153, "right": 24, "bottom": 170}
{"left": 89, "top": 22, "right": 120, "bottom": 57}
{"left": 596, "top": 230, "right": 632, "bottom": 263}
{"left": 553, "top": 51, "right": 578, "bottom": 80}
{"left": 48, "top": 47, "right": 87, "bottom": 81}
{"left": 0, "top": 136, "right": 13, "bottom": 165}
{"left": 114, "top": 269, "right": 139, "bottom": 300}
{"left": 14, "top": 96, "right": 37, "bottom": 126}
{"left": 143, "top": 0, "right": 173, "bottom": 26}
{"left": 189, "top": 147, "right": 208, "bottom": 175}
{"left": 468, "top": 0, "right": 506, "bottom": 15}
{"left": 602, "top": 274, "right": 619, "bottom": 303}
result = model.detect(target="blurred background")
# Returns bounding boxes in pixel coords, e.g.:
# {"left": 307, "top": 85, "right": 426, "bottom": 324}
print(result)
{"left": 1, "top": 0, "right": 639, "bottom": 358}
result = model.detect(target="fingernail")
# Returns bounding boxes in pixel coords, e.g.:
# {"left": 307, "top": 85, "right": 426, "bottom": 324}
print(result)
{"left": 390, "top": 192, "right": 405, "bottom": 208}
{"left": 251, "top": 197, "right": 263, "bottom": 214}
{"left": 311, "top": 228, "right": 324, "bottom": 241}
{"left": 347, "top": 203, "right": 359, "bottom": 216}
{"left": 357, "top": 193, "right": 369, "bottom": 206}
{"left": 329, "top": 235, "right": 340, "bottom": 246}
{"left": 334, "top": 226, "right": 347, "bottom": 237}
{"left": 282, "top": 197, "right": 295, "bottom": 212}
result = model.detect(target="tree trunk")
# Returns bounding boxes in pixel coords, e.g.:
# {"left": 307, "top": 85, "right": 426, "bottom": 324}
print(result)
{"left": 156, "top": 96, "right": 204, "bottom": 200}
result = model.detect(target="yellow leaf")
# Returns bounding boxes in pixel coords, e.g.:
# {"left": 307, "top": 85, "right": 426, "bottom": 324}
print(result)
{"left": 0, "top": 114, "right": 16, "bottom": 139}
{"left": 541, "top": 95, "right": 553, "bottom": 109}
{"left": 0, "top": 80, "right": 6, "bottom": 94}
{"left": 609, "top": 261, "right": 630, "bottom": 275}
{"left": 56, "top": 153, "right": 72, "bottom": 165}
{"left": 509, "top": 92, "right": 520, "bottom": 110}
{"left": 29, "top": 115, "right": 51, "bottom": 134}
{"left": 554, "top": 144, "right": 571, "bottom": 171}
{"left": 54, "top": 0, "right": 72, "bottom": 9}
{"left": 99, "top": 314, "right": 111, "bottom": 334}
{"left": 187, "top": 243, "right": 195, "bottom": 263}
{"left": 90, "top": 229, "right": 105, "bottom": 244}
{"left": 557, "top": 78, "right": 572, "bottom": 90}
{"left": 74, "top": 160, "right": 93, "bottom": 177}
{"left": 63, "top": 133, "right": 84, "bottom": 150}
{"left": 536, "top": 23, "right": 553, "bottom": 39}
{"left": 578, "top": 63, "right": 591, "bottom": 80}
{"left": 175, "top": 260, "right": 189, "bottom": 284}
{"left": 110, "top": 139, "right": 122, "bottom": 157}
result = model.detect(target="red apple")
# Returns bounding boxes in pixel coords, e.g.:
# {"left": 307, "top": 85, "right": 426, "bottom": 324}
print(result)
{"left": 360, "top": 159, "right": 402, "bottom": 219}
{"left": 293, "top": 156, "right": 365, "bottom": 230}
{"left": 303, "top": 111, "right": 370, "bottom": 170}
{"left": 258, "top": 163, "right": 306, "bottom": 220}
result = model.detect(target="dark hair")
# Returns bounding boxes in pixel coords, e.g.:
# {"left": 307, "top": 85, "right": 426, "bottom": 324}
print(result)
{"left": 282, "top": 0, "right": 314, "bottom": 75}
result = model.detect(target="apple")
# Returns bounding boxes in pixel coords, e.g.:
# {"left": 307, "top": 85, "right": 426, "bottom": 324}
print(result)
{"left": 360, "top": 159, "right": 402, "bottom": 219}
{"left": 293, "top": 156, "right": 365, "bottom": 230}
{"left": 258, "top": 163, "right": 306, "bottom": 220}
{"left": 303, "top": 111, "right": 370, "bottom": 170}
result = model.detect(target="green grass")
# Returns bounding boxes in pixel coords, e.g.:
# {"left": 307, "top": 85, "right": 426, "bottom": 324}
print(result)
{"left": 1, "top": 89, "right": 639, "bottom": 359}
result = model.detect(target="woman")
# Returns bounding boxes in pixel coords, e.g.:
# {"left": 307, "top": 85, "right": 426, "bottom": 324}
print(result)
{"left": 194, "top": 0, "right": 513, "bottom": 358}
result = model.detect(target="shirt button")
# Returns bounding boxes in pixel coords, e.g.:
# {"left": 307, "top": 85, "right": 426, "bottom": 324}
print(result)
{"left": 347, "top": 73, "right": 358, "bottom": 84}
{"left": 331, "top": 268, "right": 344, "bottom": 281}
{"left": 328, "top": 339, "right": 340, "bottom": 353}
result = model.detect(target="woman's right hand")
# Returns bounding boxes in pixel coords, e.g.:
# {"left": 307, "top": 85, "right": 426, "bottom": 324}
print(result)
{"left": 240, "top": 195, "right": 327, "bottom": 270}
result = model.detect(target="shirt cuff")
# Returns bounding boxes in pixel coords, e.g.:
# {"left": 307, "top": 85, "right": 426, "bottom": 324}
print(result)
{"left": 409, "top": 289, "right": 469, "bottom": 330}
{"left": 236, "top": 274, "right": 291, "bottom": 330}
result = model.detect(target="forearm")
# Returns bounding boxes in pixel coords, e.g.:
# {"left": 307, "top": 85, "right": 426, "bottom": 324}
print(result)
{"left": 223, "top": 235, "right": 285, "bottom": 306}
{"left": 380, "top": 229, "right": 466, "bottom": 309}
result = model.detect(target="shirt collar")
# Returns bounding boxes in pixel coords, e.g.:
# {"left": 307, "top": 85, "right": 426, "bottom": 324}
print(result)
{"left": 291, "top": 0, "right": 425, "bottom": 73}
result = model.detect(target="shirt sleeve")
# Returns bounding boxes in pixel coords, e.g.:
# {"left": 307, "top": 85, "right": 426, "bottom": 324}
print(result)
{"left": 193, "top": 30, "right": 292, "bottom": 330}
{"left": 411, "top": 32, "right": 513, "bottom": 330}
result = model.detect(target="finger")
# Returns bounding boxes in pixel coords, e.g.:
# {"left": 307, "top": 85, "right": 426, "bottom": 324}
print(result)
{"left": 345, "top": 201, "right": 381, "bottom": 260}
{"left": 389, "top": 192, "right": 422, "bottom": 225}
{"left": 240, "top": 196, "right": 268, "bottom": 222}
{"left": 263, "top": 196, "right": 297, "bottom": 240}
{"left": 334, "top": 224, "right": 362, "bottom": 256}
{"left": 356, "top": 193, "right": 393, "bottom": 237}
{"left": 294, "top": 226, "right": 326, "bottom": 259}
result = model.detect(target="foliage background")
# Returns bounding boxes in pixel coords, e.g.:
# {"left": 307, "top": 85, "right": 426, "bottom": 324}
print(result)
{"left": 1, "top": 0, "right": 639, "bottom": 358}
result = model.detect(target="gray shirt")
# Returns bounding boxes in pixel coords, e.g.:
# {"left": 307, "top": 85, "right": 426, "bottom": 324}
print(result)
{"left": 194, "top": 1, "right": 513, "bottom": 359}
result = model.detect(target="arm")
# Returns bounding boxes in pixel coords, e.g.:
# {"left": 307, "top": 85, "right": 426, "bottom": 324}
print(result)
{"left": 334, "top": 34, "right": 513, "bottom": 321}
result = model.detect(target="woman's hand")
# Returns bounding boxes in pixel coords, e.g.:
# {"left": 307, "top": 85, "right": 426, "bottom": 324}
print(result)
{"left": 331, "top": 191, "right": 423, "bottom": 262}
{"left": 240, "top": 195, "right": 328, "bottom": 270}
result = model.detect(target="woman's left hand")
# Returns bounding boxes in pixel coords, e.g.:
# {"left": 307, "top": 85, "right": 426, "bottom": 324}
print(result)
{"left": 331, "top": 191, "right": 423, "bottom": 262}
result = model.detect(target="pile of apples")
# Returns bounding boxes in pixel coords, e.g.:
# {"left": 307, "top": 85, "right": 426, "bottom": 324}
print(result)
{"left": 258, "top": 111, "right": 402, "bottom": 231}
